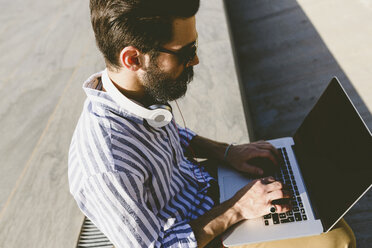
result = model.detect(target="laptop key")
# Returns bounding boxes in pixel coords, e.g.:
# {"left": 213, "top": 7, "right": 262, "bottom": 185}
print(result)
{"left": 293, "top": 207, "right": 299, "bottom": 212}
{"left": 265, "top": 220, "right": 269, "bottom": 226}
{"left": 301, "top": 209, "right": 305, "bottom": 214}
{"left": 281, "top": 218, "right": 290, "bottom": 224}
{"left": 294, "top": 213, "right": 302, "bottom": 221}
{"left": 288, "top": 217, "right": 295, "bottom": 222}
{"left": 264, "top": 214, "right": 271, "bottom": 219}
{"left": 279, "top": 213, "right": 287, "bottom": 219}
{"left": 299, "top": 203, "right": 303, "bottom": 208}
{"left": 272, "top": 213, "right": 280, "bottom": 224}
{"left": 302, "top": 215, "right": 307, "bottom": 221}
{"left": 287, "top": 211, "right": 293, "bottom": 216}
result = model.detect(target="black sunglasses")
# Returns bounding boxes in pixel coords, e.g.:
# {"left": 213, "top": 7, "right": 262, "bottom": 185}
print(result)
{"left": 156, "top": 39, "right": 198, "bottom": 65}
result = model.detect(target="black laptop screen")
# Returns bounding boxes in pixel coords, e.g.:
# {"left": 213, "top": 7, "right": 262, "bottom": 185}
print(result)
{"left": 293, "top": 78, "right": 372, "bottom": 231}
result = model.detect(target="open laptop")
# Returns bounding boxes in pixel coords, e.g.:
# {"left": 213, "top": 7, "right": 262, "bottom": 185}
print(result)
{"left": 218, "top": 77, "right": 372, "bottom": 246}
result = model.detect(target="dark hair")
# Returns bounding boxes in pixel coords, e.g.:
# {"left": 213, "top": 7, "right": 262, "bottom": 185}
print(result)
{"left": 90, "top": 0, "right": 200, "bottom": 69}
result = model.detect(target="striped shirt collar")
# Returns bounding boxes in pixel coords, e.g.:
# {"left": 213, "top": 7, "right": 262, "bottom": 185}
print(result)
{"left": 82, "top": 70, "right": 145, "bottom": 125}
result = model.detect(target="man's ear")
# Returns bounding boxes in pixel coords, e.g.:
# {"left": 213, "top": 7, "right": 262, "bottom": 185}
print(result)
{"left": 119, "top": 46, "right": 141, "bottom": 71}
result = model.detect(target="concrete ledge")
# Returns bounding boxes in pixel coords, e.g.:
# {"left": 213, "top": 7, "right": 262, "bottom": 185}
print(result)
{"left": 172, "top": 0, "right": 250, "bottom": 144}
{"left": 224, "top": 1, "right": 372, "bottom": 247}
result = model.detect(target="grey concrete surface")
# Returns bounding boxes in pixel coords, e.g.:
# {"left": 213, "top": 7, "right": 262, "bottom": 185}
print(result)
{"left": 0, "top": 1, "right": 104, "bottom": 246}
{"left": 224, "top": 0, "right": 372, "bottom": 247}
{"left": 172, "top": 0, "right": 249, "bottom": 145}
{"left": 0, "top": 0, "right": 247, "bottom": 247}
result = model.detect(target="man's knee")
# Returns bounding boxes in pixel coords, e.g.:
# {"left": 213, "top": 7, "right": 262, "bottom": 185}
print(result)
{"left": 314, "top": 219, "right": 356, "bottom": 248}
{"left": 331, "top": 219, "right": 356, "bottom": 248}
{"left": 228, "top": 219, "right": 356, "bottom": 248}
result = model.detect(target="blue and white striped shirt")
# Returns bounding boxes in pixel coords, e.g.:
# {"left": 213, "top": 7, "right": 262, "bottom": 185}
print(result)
{"left": 68, "top": 71, "right": 215, "bottom": 248}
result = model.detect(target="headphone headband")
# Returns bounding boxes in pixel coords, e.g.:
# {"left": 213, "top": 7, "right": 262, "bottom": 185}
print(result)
{"left": 101, "top": 69, "right": 173, "bottom": 128}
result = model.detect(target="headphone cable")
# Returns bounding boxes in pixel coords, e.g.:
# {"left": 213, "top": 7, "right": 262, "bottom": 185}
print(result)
{"left": 174, "top": 100, "right": 208, "bottom": 205}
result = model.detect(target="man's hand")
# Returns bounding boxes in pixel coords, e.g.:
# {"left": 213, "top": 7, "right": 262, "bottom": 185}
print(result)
{"left": 232, "top": 176, "right": 291, "bottom": 220}
{"left": 225, "top": 141, "right": 282, "bottom": 176}
{"left": 189, "top": 176, "right": 291, "bottom": 248}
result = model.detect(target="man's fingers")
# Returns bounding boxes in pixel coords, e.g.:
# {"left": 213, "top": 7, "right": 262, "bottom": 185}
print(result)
{"left": 254, "top": 140, "right": 282, "bottom": 161}
{"left": 260, "top": 176, "right": 275, "bottom": 184}
{"left": 266, "top": 189, "right": 290, "bottom": 201}
{"left": 264, "top": 181, "right": 284, "bottom": 192}
{"left": 255, "top": 143, "right": 282, "bottom": 164}
{"left": 271, "top": 204, "right": 291, "bottom": 213}
{"left": 255, "top": 149, "right": 278, "bottom": 166}
{"left": 267, "top": 191, "right": 292, "bottom": 214}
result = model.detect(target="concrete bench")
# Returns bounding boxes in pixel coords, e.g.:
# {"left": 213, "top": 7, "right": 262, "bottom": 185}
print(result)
{"left": 223, "top": 1, "right": 372, "bottom": 247}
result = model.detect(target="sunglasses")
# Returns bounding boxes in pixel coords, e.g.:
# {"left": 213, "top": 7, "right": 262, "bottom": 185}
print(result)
{"left": 156, "top": 39, "right": 198, "bottom": 65}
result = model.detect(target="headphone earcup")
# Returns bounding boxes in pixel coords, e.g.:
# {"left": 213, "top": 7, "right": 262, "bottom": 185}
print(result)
{"left": 146, "top": 104, "right": 173, "bottom": 128}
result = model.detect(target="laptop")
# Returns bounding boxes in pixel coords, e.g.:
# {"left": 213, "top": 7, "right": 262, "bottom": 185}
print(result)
{"left": 218, "top": 77, "right": 372, "bottom": 246}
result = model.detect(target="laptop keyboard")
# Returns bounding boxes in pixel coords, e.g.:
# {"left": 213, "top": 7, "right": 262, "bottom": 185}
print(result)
{"left": 263, "top": 147, "right": 308, "bottom": 226}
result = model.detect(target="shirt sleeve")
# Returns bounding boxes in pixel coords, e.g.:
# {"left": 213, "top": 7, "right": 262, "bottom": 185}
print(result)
{"left": 176, "top": 124, "right": 197, "bottom": 154}
{"left": 77, "top": 171, "right": 198, "bottom": 248}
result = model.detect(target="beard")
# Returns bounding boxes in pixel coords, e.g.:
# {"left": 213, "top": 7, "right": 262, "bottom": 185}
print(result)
{"left": 141, "top": 61, "right": 194, "bottom": 103}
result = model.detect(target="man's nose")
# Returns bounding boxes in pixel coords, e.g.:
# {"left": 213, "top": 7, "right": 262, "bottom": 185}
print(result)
{"left": 186, "top": 54, "right": 199, "bottom": 67}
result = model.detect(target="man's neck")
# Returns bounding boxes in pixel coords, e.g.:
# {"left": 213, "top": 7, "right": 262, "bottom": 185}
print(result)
{"left": 107, "top": 68, "right": 149, "bottom": 105}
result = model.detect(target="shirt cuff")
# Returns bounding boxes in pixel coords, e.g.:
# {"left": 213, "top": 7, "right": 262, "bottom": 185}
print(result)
{"left": 161, "top": 222, "right": 198, "bottom": 248}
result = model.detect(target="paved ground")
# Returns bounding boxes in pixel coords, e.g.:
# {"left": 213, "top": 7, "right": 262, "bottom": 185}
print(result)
{"left": 224, "top": 0, "right": 372, "bottom": 247}
{"left": 0, "top": 1, "right": 103, "bottom": 246}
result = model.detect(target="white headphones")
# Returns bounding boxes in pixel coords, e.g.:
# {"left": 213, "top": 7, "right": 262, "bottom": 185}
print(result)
{"left": 101, "top": 69, "right": 173, "bottom": 128}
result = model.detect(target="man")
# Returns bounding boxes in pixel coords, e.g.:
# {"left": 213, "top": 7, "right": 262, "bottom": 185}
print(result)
{"left": 68, "top": 0, "right": 355, "bottom": 247}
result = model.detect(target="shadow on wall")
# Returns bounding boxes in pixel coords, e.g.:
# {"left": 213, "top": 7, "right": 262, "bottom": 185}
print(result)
{"left": 224, "top": 0, "right": 371, "bottom": 140}
{"left": 223, "top": 0, "right": 372, "bottom": 247}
